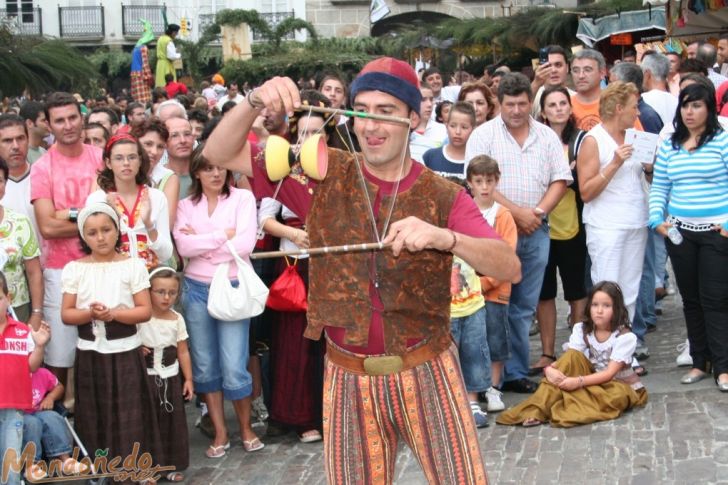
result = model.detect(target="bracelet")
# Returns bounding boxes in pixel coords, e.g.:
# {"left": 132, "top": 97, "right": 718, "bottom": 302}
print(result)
{"left": 246, "top": 90, "right": 264, "bottom": 110}
{"left": 534, "top": 206, "right": 545, "bottom": 216}
{"left": 31, "top": 308, "right": 42, "bottom": 314}
{"left": 599, "top": 171, "right": 608, "bottom": 181}
{"left": 445, "top": 229, "right": 458, "bottom": 252}
{"left": 578, "top": 376, "right": 585, "bottom": 388}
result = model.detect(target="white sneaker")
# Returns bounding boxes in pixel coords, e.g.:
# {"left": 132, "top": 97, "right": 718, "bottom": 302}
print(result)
{"left": 485, "top": 387, "right": 505, "bottom": 412}
{"left": 676, "top": 339, "right": 692, "bottom": 367}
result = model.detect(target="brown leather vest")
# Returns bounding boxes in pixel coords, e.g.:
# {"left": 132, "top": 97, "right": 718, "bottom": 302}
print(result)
{"left": 304, "top": 149, "right": 460, "bottom": 354}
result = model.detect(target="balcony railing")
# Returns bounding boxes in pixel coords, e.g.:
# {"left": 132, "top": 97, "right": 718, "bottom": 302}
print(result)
{"left": 59, "top": 5, "right": 104, "bottom": 39}
{"left": 252, "top": 10, "right": 296, "bottom": 42}
{"left": 0, "top": 7, "right": 42, "bottom": 36}
{"left": 121, "top": 3, "right": 166, "bottom": 37}
{"left": 198, "top": 13, "right": 216, "bottom": 33}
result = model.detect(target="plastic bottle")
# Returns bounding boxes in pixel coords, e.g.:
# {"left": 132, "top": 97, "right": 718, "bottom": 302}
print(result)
{"left": 667, "top": 226, "right": 683, "bottom": 245}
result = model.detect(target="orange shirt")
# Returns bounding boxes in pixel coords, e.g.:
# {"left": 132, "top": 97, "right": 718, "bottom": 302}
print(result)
{"left": 480, "top": 205, "right": 518, "bottom": 304}
{"left": 572, "top": 95, "right": 644, "bottom": 132}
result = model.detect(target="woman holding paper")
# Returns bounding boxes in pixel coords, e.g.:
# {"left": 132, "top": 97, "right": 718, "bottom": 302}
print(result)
{"left": 648, "top": 83, "right": 728, "bottom": 392}
{"left": 576, "top": 81, "right": 650, "bottom": 322}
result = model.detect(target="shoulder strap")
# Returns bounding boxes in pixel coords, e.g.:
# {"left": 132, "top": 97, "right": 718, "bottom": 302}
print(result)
{"left": 568, "top": 129, "right": 587, "bottom": 163}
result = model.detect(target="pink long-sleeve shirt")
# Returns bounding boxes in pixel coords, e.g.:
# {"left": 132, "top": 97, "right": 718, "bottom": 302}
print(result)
{"left": 174, "top": 187, "right": 258, "bottom": 284}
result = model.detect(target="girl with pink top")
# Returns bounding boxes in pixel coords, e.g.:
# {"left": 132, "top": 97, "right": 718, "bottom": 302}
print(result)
{"left": 173, "top": 144, "right": 262, "bottom": 458}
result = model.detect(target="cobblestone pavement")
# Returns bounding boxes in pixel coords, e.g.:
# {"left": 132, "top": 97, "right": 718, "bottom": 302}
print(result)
{"left": 182, "top": 290, "right": 728, "bottom": 485}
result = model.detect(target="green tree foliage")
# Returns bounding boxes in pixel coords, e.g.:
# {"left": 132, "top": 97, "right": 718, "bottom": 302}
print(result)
{"left": 0, "top": 26, "right": 98, "bottom": 96}
{"left": 87, "top": 48, "right": 133, "bottom": 79}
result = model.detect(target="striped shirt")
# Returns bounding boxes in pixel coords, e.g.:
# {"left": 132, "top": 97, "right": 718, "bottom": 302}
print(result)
{"left": 465, "top": 115, "right": 572, "bottom": 208}
{"left": 648, "top": 130, "right": 728, "bottom": 231}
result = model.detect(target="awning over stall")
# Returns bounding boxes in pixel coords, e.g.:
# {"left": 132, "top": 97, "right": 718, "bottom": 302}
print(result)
{"left": 577, "top": 7, "right": 666, "bottom": 47}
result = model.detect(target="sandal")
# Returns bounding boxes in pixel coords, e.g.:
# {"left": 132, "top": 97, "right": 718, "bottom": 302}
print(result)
{"left": 166, "top": 471, "right": 185, "bottom": 482}
{"left": 528, "top": 354, "right": 556, "bottom": 376}
{"left": 205, "top": 441, "right": 230, "bottom": 459}
{"left": 243, "top": 437, "right": 265, "bottom": 452}
{"left": 522, "top": 417, "right": 543, "bottom": 428}
{"left": 62, "top": 457, "right": 90, "bottom": 475}
{"left": 298, "top": 429, "right": 323, "bottom": 443}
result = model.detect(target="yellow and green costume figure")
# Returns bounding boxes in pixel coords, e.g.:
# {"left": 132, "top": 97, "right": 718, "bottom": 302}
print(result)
{"left": 155, "top": 23, "right": 181, "bottom": 88}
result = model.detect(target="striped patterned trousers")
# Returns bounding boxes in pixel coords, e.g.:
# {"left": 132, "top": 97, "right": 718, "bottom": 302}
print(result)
{"left": 322, "top": 344, "right": 488, "bottom": 484}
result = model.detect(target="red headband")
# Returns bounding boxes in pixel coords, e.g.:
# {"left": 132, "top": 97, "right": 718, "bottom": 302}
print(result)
{"left": 105, "top": 133, "right": 138, "bottom": 155}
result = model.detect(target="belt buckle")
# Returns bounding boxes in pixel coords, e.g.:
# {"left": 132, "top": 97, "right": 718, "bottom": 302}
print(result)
{"left": 363, "top": 355, "right": 403, "bottom": 376}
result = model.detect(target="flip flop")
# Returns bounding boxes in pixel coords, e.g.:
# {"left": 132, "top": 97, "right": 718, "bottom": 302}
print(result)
{"left": 62, "top": 457, "right": 90, "bottom": 475}
{"left": 298, "top": 429, "right": 323, "bottom": 443}
{"left": 205, "top": 441, "right": 230, "bottom": 459}
{"left": 243, "top": 437, "right": 265, "bottom": 452}
{"left": 166, "top": 471, "right": 185, "bottom": 482}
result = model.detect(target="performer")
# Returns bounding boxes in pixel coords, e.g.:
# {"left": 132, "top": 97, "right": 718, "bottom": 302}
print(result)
{"left": 130, "top": 20, "right": 155, "bottom": 106}
{"left": 204, "top": 58, "right": 521, "bottom": 484}
{"left": 155, "top": 24, "right": 181, "bottom": 88}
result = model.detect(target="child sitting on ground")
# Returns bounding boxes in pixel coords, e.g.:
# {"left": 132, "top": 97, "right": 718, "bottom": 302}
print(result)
{"left": 497, "top": 281, "right": 648, "bottom": 428}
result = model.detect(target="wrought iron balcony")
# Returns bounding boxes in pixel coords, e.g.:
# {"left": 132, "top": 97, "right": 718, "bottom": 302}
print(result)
{"left": 121, "top": 3, "right": 167, "bottom": 38}
{"left": 59, "top": 5, "right": 105, "bottom": 39}
{"left": 251, "top": 10, "right": 296, "bottom": 42}
{"left": 0, "top": 6, "right": 42, "bottom": 36}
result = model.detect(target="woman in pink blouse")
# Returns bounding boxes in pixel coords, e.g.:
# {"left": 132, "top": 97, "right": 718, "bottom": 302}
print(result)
{"left": 173, "top": 144, "right": 263, "bottom": 457}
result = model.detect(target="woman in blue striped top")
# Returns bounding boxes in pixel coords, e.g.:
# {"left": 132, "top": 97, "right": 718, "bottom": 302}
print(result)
{"left": 649, "top": 83, "right": 728, "bottom": 392}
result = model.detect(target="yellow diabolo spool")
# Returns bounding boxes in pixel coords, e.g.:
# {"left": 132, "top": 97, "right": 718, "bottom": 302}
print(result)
{"left": 264, "top": 134, "right": 328, "bottom": 181}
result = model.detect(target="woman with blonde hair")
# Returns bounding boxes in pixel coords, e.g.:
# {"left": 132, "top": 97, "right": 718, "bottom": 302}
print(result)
{"left": 576, "top": 81, "right": 651, "bottom": 328}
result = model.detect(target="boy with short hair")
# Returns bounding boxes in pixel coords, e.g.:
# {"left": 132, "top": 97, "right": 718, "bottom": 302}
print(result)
{"left": 466, "top": 156, "right": 518, "bottom": 412}
{"left": 0, "top": 271, "right": 50, "bottom": 484}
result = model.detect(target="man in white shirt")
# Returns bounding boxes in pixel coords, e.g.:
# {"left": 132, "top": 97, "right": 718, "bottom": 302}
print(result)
{"left": 466, "top": 73, "right": 571, "bottom": 394}
{"left": 410, "top": 83, "right": 447, "bottom": 163}
{"left": 423, "top": 67, "right": 461, "bottom": 109}
{"left": 216, "top": 82, "right": 245, "bottom": 110}
{"left": 641, "top": 52, "right": 679, "bottom": 129}
{"left": 717, "top": 35, "right": 728, "bottom": 77}
{"left": 18, "top": 101, "right": 48, "bottom": 164}
{"left": 0, "top": 114, "right": 38, "bottom": 233}
{"left": 696, "top": 43, "right": 728, "bottom": 88}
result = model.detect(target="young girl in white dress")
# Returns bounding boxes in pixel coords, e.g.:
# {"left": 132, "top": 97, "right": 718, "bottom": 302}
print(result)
{"left": 497, "top": 281, "right": 648, "bottom": 428}
{"left": 138, "top": 266, "right": 192, "bottom": 482}
{"left": 60, "top": 202, "right": 162, "bottom": 476}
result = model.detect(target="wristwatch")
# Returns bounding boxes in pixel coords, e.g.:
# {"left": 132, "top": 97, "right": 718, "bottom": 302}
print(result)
{"left": 68, "top": 207, "right": 79, "bottom": 223}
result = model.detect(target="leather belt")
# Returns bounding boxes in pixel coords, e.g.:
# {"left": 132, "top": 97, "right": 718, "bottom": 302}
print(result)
{"left": 326, "top": 333, "right": 452, "bottom": 376}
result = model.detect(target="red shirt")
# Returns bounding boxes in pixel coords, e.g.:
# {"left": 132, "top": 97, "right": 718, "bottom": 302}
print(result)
{"left": 0, "top": 317, "right": 34, "bottom": 409}
{"left": 252, "top": 146, "right": 499, "bottom": 354}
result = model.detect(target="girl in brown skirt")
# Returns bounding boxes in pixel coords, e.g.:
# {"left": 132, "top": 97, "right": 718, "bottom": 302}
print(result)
{"left": 138, "top": 267, "right": 193, "bottom": 482}
{"left": 61, "top": 203, "right": 163, "bottom": 481}
{"left": 497, "top": 281, "right": 648, "bottom": 428}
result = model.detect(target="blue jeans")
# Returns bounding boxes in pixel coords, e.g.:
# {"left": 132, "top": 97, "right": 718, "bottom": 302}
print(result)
{"left": 485, "top": 301, "right": 510, "bottom": 362}
{"left": 23, "top": 411, "right": 72, "bottom": 461}
{"left": 182, "top": 277, "right": 252, "bottom": 400}
{"left": 451, "top": 306, "right": 491, "bottom": 393}
{"left": 0, "top": 408, "right": 23, "bottom": 485}
{"left": 633, "top": 229, "right": 657, "bottom": 343}
{"left": 504, "top": 223, "right": 550, "bottom": 382}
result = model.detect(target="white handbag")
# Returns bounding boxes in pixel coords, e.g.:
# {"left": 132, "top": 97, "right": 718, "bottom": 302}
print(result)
{"left": 207, "top": 240, "right": 269, "bottom": 321}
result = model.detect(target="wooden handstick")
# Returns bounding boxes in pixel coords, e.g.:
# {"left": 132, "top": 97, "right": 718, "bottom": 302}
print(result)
{"left": 250, "top": 241, "right": 390, "bottom": 260}
{"left": 298, "top": 105, "right": 411, "bottom": 126}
